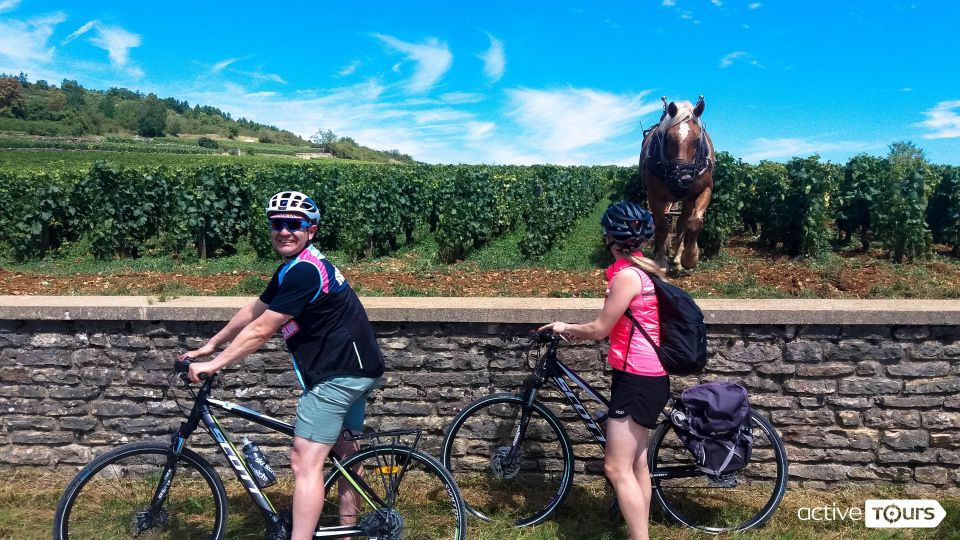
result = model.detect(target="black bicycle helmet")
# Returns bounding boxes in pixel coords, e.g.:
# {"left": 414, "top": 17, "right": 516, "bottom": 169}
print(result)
{"left": 601, "top": 201, "right": 655, "bottom": 248}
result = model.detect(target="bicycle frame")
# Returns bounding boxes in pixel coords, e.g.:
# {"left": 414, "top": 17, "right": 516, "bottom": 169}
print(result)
{"left": 521, "top": 337, "right": 701, "bottom": 482}
{"left": 155, "top": 377, "right": 386, "bottom": 539}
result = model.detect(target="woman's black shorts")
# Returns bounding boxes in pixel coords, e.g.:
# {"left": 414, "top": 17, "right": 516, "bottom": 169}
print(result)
{"left": 607, "top": 370, "right": 670, "bottom": 429}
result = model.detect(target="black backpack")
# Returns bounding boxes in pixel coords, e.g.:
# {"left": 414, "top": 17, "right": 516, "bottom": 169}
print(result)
{"left": 625, "top": 271, "right": 707, "bottom": 375}
{"left": 670, "top": 381, "right": 753, "bottom": 477}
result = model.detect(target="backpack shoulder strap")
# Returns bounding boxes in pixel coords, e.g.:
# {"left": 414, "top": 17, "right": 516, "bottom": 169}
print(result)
{"left": 625, "top": 308, "right": 661, "bottom": 355}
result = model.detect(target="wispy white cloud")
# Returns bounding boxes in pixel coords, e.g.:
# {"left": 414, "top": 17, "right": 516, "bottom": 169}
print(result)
{"left": 506, "top": 87, "right": 661, "bottom": 161}
{"left": 336, "top": 59, "right": 361, "bottom": 78}
{"left": 60, "top": 20, "right": 143, "bottom": 76}
{"left": 741, "top": 137, "right": 882, "bottom": 162}
{"left": 662, "top": 0, "right": 676, "bottom": 6}
{"left": 234, "top": 69, "right": 286, "bottom": 84}
{"left": 749, "top": 2, "right": 763, "bottom": 9}
{"left": 478, "top": 32, "right": 505, "bottom": 83}
{"left": 914, "top": 100, "right": 960, "bottom": 139}
{"left": 0, "top": 0, "right": 20, "bottom": 12}
{"left": 710, "top": 0, "right": 723, "bottom": 6}
{"left": 719, "top": 51, "right": 762, "bottom": 68}
{"left": 0, "top": 11, "right": 65, "bottom": 64}
{"left": 212, "top": 57, "right": 242, "bottom": 73}
{"left": 372, "top": 33, "right": 452, "bottom": 94}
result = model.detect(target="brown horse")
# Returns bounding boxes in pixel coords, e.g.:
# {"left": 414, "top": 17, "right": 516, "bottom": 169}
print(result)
{"left": 640, "top": 96, "right": 714, "bottom": 271}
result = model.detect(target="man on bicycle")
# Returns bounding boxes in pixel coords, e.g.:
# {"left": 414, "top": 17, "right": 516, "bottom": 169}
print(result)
{"left": 182, "top": 190, "right": 385, "bottom": 540}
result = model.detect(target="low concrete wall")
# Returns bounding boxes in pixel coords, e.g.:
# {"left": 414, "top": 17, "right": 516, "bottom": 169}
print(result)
{"left": 2, "top": 296, "right": 960, "bottom": 488}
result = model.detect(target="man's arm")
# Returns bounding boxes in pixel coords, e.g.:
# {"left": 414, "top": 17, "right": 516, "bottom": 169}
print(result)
{"left": 188, "top": 309, "right": 290, "bottom": 382}
{"left": 181, "top": 299, "right": 269, "bottom": 360}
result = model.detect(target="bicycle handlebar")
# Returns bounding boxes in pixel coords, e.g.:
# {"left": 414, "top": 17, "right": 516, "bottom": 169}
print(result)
{"left": 173, "top": 358, "right": 210, "bottom": 382}
{"left": 527, "top": 330, "right": 562, "bottom": 344}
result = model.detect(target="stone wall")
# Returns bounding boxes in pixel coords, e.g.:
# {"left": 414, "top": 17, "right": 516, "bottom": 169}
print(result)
{"left": 1, "top": 297, "right": 960, "bottom": 489}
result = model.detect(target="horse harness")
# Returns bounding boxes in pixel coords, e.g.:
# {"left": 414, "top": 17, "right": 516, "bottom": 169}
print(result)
{"left": 641, "top": 115, "right": 712, "bottom": 199}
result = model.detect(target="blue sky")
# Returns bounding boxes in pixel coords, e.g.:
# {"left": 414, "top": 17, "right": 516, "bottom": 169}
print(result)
{"left": 1, "top": 0, "right": 958, "bottom": 165}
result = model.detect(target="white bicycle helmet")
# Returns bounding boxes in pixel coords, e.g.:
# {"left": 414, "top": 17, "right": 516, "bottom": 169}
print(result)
{"left": 266, "top": 191, "right": 320, "bottom": 223}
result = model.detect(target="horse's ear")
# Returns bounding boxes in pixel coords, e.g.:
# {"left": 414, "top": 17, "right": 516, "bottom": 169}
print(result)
{"left": 693, "top": 96, "right": 705, "bottom": 117}
{"left": 667, "top": 101, "right": 678, "bottom": 117}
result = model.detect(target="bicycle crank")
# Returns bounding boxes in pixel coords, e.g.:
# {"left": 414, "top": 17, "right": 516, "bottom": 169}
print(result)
{"left": 359, "top": 508, "right": 404, "bottom": 540}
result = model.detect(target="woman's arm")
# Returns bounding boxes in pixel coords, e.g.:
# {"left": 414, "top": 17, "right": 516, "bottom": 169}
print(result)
{"left": 540, "top": 269, "right": 645, "bottom": 340}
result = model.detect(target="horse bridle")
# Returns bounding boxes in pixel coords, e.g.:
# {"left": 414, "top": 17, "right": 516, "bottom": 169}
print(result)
{"left": 642, "top": 97, "right": 712, "bottom": 190}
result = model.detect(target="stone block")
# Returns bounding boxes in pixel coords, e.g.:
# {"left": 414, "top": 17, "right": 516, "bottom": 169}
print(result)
{"left": 784, "top": 379, "right": 837, "bottom": 394}
{"left": 92, "top": 401, "right": 147, "bottom": 417}
{"left": 838, "top": 411, "right": 862, "bottom": 427}
{"left": 4, "top": 415, "right": 57, "bottom": 431}
{"left": 770, "top": 409, "right": 835, "bottom": 426}
{"left": 880, "top": 430, "right": 929, "bottom": 450}
{"left": 876, "top": 396, "right": 943, "bottom": 408}
{"left": 784, "top": 341, "right": 823, "bottom": 362}
{"left": 886, "top": 362, "right": 951, "bottom": 377}
{"left": 779, "top": 426, "right": 877, "bottom": 449}
{"left": 708, "top": 359, "right": 753, "bottom": 373}
{"left": 913, "top": 341, "right": 960, "bottom": 360}
{"left": 904, "top": 378, "right": 960, "bottom": 394}
{"left": 0, "top": 445, "right": 55, "bottom": 465}
{"left": 877, "top": 448, "right": 937, "bottom": 464}
{"left": 749, "top": 395, "right": 797, "bottom": 409}
{"left": 827, "top": 396, "right": 873, "bottom": 409}
{"left": 58, "top": 416, "right": 98, "bottom": 432}
{"left": 914, "top": 466, "right": 951, "bottom": 485}
{"left": 755, "top": 362, "right": 796, "bottom": 375}
{"left": 864, "top": 409, "right": 920, "bottom": 428}
{"left": 838, "top": 378, "right": 902, "bottom": 395}
{"left": 794, "top": 363, "right": 855, "bottom": 377}
{"left": 921, "top": 411, "right": 960, "bottom": 429}
{"left": 723, "top": 342, "right": 781, "bottom": 364}
{"left": 790, "top": 464, "right": 852, "bottom": 481}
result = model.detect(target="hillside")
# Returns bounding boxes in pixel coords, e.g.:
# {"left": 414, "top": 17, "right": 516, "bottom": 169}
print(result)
{"left": 0, "top": 72, "right": 414, "bottom": 163}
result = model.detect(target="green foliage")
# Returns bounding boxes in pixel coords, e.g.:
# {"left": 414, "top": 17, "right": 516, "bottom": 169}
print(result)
{"left": 0, "top": 77, "right": 27, "bottom": 118}
{"left": 757, "top": 156, "right": 838, "bottom": 257}
{"left": 927, "top": 165, "right": 960, "bottom": 255}
{"left": 434, "top": 166, "right": 497, "bottom": 262}
{"left": 873, "top": 142, "right": 934, "bottom": 262}
{"left": 196, "top": 136, "right": 219, "bottom": 150}
{"left": 700, "top": 151, "right": 746, "bottom": 258}
{"left": 518, "top": 166, "right": 604, "bottom": 259}
{"left": 136, "top": 95, "right": 167, "bottom": 137}
{"left": 836, "top": 154, "right": 887, "bottom": 250}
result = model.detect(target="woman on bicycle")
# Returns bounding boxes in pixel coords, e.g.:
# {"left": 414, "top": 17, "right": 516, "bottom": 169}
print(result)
{"left": 540, "top": 200, "right": 668, "bottom": 540}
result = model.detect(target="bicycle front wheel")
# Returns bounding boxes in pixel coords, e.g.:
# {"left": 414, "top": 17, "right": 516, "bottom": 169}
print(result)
{"left": 52, "top": 441, "right": 228, "bottom": 540}
{"left": 440, "top": 393, "right": 574, "bottom": 527}
{"left": 649, "top": 410, "right": 789, "bottom": 533}
{"left": 321, "top": 444, "right": 466, "bottom": 540}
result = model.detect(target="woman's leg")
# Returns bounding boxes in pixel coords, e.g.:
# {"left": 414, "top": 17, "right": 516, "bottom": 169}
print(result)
{"left": 604, "top": 416, "right": 652, "bottom": 540}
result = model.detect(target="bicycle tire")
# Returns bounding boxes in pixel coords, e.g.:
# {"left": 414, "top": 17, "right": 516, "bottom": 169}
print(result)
{"left": 648, "top": 410, "right": 789, "bottom": 533}
{"left": 440, "top": 393, "right": 575, "bottom": 527}
{"left": 52, "top": 441, "right": 228, "bottom": 540}
{"left": 321, "top": 444, "right": 467, "bottom": 540}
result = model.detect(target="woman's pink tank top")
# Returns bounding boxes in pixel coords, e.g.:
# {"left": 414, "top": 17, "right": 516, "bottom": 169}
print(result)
{"left": 605, "top": 256, "right": 666, "bottom": 376}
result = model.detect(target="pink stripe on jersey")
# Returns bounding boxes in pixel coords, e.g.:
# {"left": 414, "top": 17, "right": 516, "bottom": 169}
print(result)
{"left": 298, "top": 246, "right": 330, "bottom": 293}
{"left": 605, "top": 257, "right": 667, "bottom": 376}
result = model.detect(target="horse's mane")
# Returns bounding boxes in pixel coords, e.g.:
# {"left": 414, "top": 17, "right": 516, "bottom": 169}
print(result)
{"left": 657, "top": 101, "right": 699, "bottom": 134}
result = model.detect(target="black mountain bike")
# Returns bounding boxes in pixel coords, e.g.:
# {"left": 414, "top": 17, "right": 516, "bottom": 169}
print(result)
{"left": 441, "top": 331, "right": 788, "bottom": 534}
{"left": 53, "top": 359, "right": 466, "bottom": 540}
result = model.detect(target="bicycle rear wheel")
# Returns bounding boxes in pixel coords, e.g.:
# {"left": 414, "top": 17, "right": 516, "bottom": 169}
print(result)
{"left": 648, "top": 410, "right": 789, "bottom": 533}
{"left": 321, "top": 444, "right": 466, "bottom": 539}
{"left": 440, "top": 393, "right": 574, "bottom": 527}
{"left": 52, "top": 441, "right": 228, "bottom": 540}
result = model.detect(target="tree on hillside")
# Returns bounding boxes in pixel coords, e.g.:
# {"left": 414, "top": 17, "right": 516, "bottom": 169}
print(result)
{"left": 0, "top": 77, "right": 27, "bottom": 118}
{"left": 137, "top": 94, "right": 167, "bottom": 137}
{"left": 873, "top": 141, "right": 934, "bottom": 262}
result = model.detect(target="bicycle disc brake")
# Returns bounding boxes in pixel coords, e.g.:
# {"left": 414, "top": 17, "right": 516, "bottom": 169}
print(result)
{"left": 490, "top": 446, "right": 523, "bottom": 479}
{"left": 130, "top": 506, "right": 168, "bottom": 536}
{"left": 359, "top": 509, "right": 404, "bottom": 540}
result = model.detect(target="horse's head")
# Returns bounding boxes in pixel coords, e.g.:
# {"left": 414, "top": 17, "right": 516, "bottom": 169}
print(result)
{"left": 655, "top": 97, "right": 708, "bottom": 182}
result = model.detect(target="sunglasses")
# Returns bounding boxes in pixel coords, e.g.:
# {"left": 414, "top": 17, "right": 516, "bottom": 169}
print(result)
{"left": 269, "top": 218, "right": 312, "bottom": 232}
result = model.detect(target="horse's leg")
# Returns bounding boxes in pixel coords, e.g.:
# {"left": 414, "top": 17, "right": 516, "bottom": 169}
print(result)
{"left": 680, "top": 186, "right": 713, "bottom": 269}
{"left": 648, "top": 195, "right": 671, "bottom": 271}
{"left": 672, "top": 202, "right": 694, "bottom": 268}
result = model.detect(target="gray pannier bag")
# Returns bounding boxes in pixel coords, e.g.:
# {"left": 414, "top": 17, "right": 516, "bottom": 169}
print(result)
{"left": 669, "top": 381, "right": 753, "bottom": 477}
